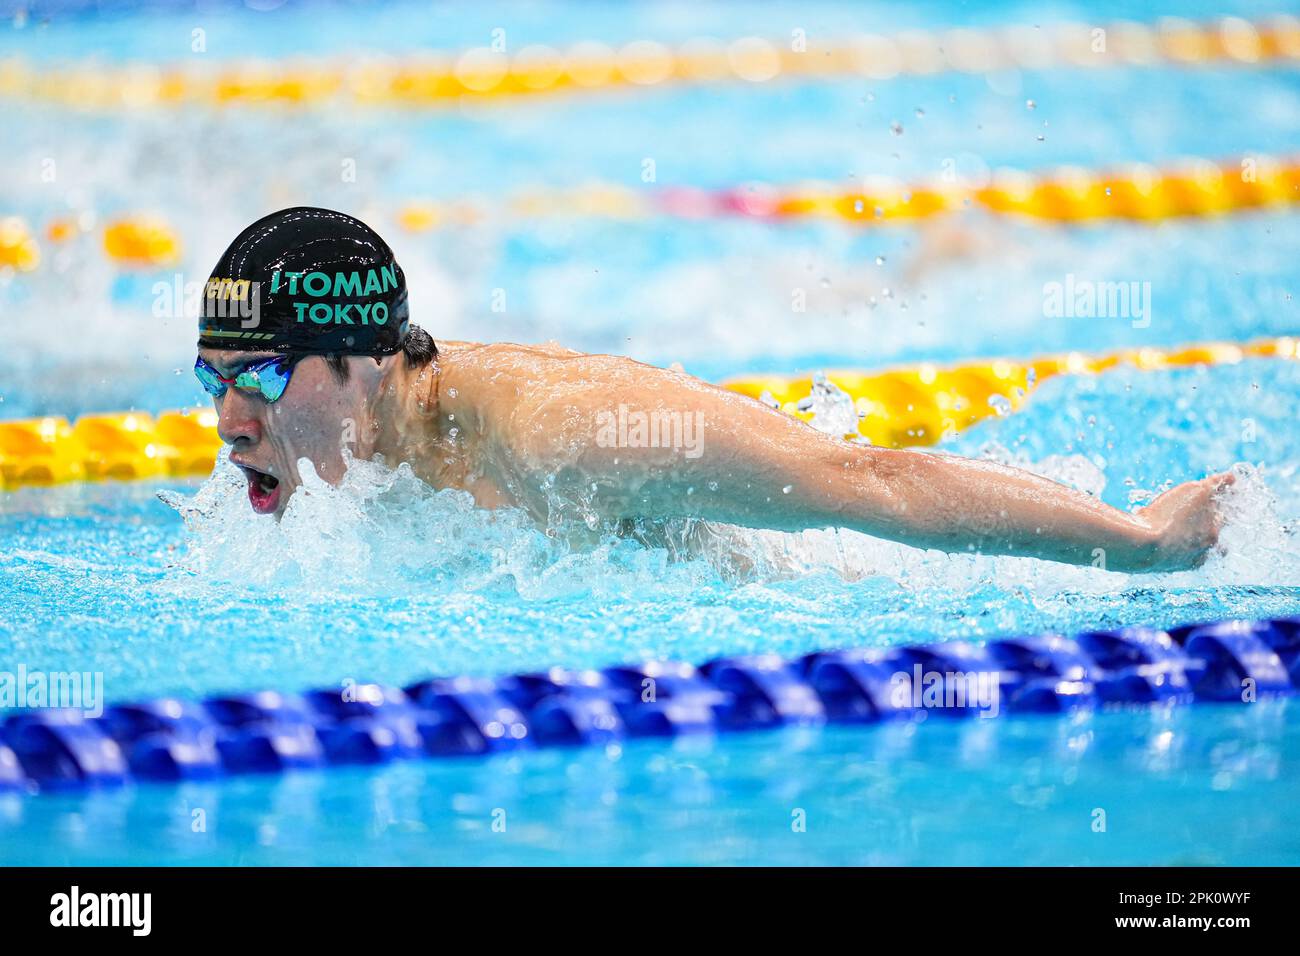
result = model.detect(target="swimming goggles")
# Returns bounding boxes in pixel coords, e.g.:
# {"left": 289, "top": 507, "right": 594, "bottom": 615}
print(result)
{"left": 194, "top": 354, "right": 304, "bottom": 404}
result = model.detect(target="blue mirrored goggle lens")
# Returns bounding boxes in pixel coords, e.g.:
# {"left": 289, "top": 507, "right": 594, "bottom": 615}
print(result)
{"left": 235, "top": 361, "right": 292, "bottom": 403}
{"left": 194, "top": 357, "right": 295, "bottom": 403}
{"left": 194, "top": 359, "right": 227, "bottom": 397}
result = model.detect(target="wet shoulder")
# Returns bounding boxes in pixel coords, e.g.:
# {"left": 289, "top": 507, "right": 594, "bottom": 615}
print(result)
{"left": 446, "top": 341, "right": 641, "bottom": 384}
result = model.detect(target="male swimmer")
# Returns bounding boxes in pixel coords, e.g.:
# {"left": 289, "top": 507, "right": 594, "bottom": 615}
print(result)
{"left": 195, "top": 207, "right": 1232, "bottom": 572}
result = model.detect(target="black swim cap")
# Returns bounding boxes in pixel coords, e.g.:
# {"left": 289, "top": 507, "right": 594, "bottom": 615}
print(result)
{"left": 198, "top": 206, "right": 410, "bottom": 355}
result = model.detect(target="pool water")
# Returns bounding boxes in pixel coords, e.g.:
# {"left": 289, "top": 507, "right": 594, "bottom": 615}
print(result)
{"left": 3, "top": 0, "right": 1300, "bottom": 865}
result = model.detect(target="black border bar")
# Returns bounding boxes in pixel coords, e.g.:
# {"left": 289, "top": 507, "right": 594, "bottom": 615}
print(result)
{"left": 0, "top": 866, "right": 1293, "bottom": 940}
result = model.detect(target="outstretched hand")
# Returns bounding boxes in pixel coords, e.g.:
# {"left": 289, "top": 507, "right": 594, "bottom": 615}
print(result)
{"left": 1136, "top": 471, "right": 1236, "bottom": 571}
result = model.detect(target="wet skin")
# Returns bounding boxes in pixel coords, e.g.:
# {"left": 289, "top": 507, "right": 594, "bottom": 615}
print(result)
{"left": 200, "top": 341, "right": 1233, "bottom": 572}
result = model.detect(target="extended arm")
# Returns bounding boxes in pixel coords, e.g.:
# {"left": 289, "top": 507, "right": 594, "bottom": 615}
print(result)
{"left": 506, "top": 355, "right": 1231, "bottom": 572}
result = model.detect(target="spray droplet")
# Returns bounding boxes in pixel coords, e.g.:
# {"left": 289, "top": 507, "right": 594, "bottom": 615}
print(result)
{"left": 1025, "top": 99, "right": 1036, "bottom": 110}
{"left": 890, "top": 120, "right": 903, "bottom": 136}
{"left": 782, "top": 485, "right": 793, "bottom": 494}
{"left": 875, "top": 255, "right": 886, "bottom": 266}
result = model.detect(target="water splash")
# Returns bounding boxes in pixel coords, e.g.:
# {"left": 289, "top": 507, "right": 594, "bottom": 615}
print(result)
{"left": 157, "top": 447, "right": 726, "bottom": 601}
{"left": 156, "top": 434, "right": 1299, "bottom": 610}
{"left": 798, "top": 372, "right": 862, "bottom": 440}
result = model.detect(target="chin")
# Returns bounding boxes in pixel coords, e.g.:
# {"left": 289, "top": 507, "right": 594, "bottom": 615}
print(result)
{"left": 314, "top": 460, "right": 350, "bottom": 486}
{"left": 272, "top": 482, "right": 298, "bottom": 519}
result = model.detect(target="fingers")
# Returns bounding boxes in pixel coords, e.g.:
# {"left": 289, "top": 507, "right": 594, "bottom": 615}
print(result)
{"left": 1206, "top": 472, "right": 1235, "bottom": 536}
{"left": 1204, "top": 471, "right": 1236, "bottom": 496}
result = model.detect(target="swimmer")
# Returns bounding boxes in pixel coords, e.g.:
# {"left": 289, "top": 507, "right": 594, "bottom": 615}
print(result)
{"left": 195, "top": 207, "right": 1233, "bottom": 573}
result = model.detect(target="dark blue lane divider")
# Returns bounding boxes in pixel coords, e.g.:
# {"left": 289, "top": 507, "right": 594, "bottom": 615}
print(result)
{"left": 2, "top": 617, "right": 1298, "bottom": 793}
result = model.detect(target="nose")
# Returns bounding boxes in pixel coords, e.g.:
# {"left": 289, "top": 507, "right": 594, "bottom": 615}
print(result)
{"left": 215, "top": 387, "right": 262, "bottom": 447}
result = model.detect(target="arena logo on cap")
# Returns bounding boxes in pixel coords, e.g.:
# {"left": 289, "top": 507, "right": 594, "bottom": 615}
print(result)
{"left": 202, "top": 276, "right": 261, "bottom": 327}
{"left": 272, "top": 265, "right": 398, "bottom": 326}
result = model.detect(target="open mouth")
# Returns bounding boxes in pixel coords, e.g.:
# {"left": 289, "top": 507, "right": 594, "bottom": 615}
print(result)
{"left": 238, "top": 465, "right": 282, "bottom": 515}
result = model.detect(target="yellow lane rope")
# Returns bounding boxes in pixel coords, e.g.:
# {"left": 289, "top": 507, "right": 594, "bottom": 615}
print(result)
{"left": 2, "top": 16, "right": 1298, "bottom": 110}
{"left": 395, "top": 154, "right": 1300, "bottom": 231}
{"left": 1, "top": 336, "right": 1294, "bottom": 491}
{"left": 724, "top": 337, "right": 1294, "bottom": 448}
{"left": 3, "top": 154, "right": 1298, "bottom": 274}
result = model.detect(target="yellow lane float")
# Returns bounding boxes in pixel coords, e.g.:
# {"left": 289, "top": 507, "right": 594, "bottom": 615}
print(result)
{"left": 153, "top": 408, "right": 224, "bottom": 476}
{"left": 72, "top": 412, "right": 169, "bottom": 481}
{"left": 0, "top": 417, "right": 84, "bottom": 486}
{"left": 0, "top": 409, "right": 220, "bottom": 491}
{"left": 102, "top": 216, "right": 182, "bottom": 268}
{"left": 0, "top": 217, "right": 40, "bottom": 272}
{"left": 722, "top": 335, "right": 1288, "bottom": 446}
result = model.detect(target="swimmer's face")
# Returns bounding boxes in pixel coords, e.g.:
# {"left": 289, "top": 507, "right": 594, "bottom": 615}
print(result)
{"left": 199, "top": 349, "right": 386, "bottom": 517}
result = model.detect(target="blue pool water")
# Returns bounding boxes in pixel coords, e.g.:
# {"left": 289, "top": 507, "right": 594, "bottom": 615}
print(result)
{"left": 3, "top": 0, "right": 1300, "bottom": 864}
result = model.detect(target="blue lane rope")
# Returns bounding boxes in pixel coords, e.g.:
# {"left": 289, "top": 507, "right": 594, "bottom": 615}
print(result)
{"left": 2, "top": 617, "right": 1297, "bottom": 793}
